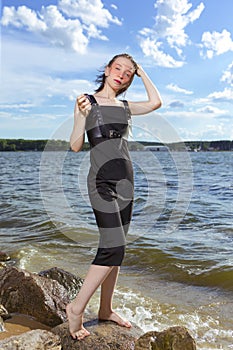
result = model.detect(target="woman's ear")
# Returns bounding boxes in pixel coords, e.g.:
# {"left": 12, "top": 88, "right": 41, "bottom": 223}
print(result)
{"left": 105, "top": 66, "right": 110, "bottom": 77}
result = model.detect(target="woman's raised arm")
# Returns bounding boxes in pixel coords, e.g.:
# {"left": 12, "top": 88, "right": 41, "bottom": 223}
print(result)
{"left": 70, "top": 94, "right": 91, "bottom": 152}
{"left": 128, "top": 66, "right": 162, "bottom": 116}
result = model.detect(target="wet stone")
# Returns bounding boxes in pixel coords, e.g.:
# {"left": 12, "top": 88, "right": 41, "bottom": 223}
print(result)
{"left": 0, "top": 252, "right": 10, "bottom": 262}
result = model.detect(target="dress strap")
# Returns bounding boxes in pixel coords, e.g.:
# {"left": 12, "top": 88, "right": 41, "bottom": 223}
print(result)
{"left": 121, "top": 100, "right": 132, "bottom": 139}
{"left": 84, "top": 94, "right": 98, "bottom": 105}
{"left": 85, "top": 94, "right": 107, "bottom": 137}
{"left": 121, "top": 100, "right": 131, "bottom": 121}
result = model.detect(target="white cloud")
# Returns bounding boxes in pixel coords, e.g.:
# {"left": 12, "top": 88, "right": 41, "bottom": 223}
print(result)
{"left": 208, "top": 88, "right": 233, "bottom": 103}
{"left": 201, "top": 123, "right": 231, "bottom": 140}
{"left": 0, "top": 103, "right": 35, "bottom": 109}
{"left": 111, "top": 4, "right": 118, "bottom": 11}
{"left": 163, "top": 110, "right": 208, "bottom": 119}
{"left": 1, "top": 1, "right": 122, "bottom": 54}
{"left": 154, "top": 0, "right": 204, "bottom": 48}
{"left": 168, "top": 101, "right": 185, "bottom": 108}
{"left": 139, "top": 37, "right": 184, "bottom": 68}
{"left": 58, "top": 0, "right": 121, "bottom": 27}
{"left": 197, "top": 106, "right": 227, "bottom": 114}
{"left": 167, "top": 83, "right": 193, "bottom": 94}
{"left": 42, "top": 5, "right": 89, "bottom": 53}
{"left": 200, "top": 30, "right": 233, "bottom": 59}
{"left": 1, "top": 70, "right": 94, "bottom": 106}
{"left": 178, "top": 122, "right": 232, "bottom": 141}
{"left": 0, "top": 111, "right": 11, "bottom": 119}
{"left": 221, "top": 62, "right": 233, "bottom": 87}
{"left": 138, "top": 0, "right": 204, "bottom": 67}
{"left": 0, "top": 36, "right": 110, "bottom": 105}
{"left": 1, "top": 5, "right": 47, "bottom": 31}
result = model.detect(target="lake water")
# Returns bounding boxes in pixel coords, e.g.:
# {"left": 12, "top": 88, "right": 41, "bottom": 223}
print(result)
{"left": 0, "top": 150, "right": 233, "bottom": 349}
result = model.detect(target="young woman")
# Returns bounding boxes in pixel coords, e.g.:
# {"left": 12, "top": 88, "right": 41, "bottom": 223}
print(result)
{"left": 67, "top": 53, "right": 162, "bottom": 340}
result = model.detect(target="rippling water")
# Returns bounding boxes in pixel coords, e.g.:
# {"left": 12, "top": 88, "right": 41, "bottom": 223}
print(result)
{"left": 0, "top": 150, "right": 233, "bottom": 349}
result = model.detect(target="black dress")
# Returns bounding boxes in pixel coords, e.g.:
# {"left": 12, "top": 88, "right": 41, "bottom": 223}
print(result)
{"left": 85, "top": 95, "right": 134, "bottom": 266}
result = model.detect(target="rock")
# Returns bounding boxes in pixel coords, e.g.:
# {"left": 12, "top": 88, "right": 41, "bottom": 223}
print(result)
{"left": 38, "top": 267, "right": 83, "bottom": 300}
{"left": 0, "top": 252, "right": 10, "bottom": 262}
{"left": 0, "top": 329, "right": 61, "bottom": 350}
{"left": 135, "top": 326, "right": 196, "bottom": 350}
{"left": 0, "top": 266, "right": 69, "bottom": 327}
{"left": 0, "top": 304, "right": 10, "bottom": 333}
{"left": 0, "top": 305, "right": 10, "bottom": 321}
{"left": 52, "top": 318, "right": 143, "bottom": 350}
{"left": 0, "top": 317, "right": 5, "bottom": 332}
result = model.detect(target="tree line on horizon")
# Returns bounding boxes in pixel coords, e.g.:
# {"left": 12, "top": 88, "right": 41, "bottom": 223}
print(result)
{"left": 0, "top": 138, "right": 232, "bottom": 152}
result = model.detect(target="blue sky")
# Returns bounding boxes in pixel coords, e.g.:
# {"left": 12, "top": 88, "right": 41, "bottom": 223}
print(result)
{"left": 1, "top": 0, "right": 233, "bottom": 142}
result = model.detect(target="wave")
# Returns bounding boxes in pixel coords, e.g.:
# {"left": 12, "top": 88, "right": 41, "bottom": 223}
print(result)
{"left": 125, "top": 243, "right": 233, "bottom": 292}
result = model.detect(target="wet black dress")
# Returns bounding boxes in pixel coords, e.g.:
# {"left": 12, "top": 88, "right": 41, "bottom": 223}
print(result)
{"left": 85, "top": 95, "right": 134, "bottom": 266}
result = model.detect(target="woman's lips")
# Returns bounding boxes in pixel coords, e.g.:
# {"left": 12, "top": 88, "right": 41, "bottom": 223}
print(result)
{"left": 114, "top": 79, "right": 121, "bottom": 85}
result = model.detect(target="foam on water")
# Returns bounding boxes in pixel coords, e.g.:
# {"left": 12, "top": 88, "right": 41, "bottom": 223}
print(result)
{"left": 7, "top": 244, "right": 233, "bottom": 349}
{"left": 105, "top": 288, "right": 233, "bottom": 350}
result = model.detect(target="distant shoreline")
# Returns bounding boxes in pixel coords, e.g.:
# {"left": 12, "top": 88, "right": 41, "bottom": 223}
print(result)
{"left": 0, "top": 138, "right": 232, "bottom": 152}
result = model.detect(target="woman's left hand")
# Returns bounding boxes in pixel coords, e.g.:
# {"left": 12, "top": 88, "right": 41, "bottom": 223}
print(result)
{"left": 76, "top": 94, "right": 91, "bottom": 116}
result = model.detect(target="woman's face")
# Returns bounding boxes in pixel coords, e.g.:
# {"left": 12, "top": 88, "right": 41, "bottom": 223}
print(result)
{"left": 105, "top": 57, "right": 135, "bottom": 92}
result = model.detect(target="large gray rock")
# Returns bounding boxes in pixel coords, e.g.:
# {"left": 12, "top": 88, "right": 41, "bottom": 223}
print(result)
{"left": 0, "top": 252, "right": 10, "bottom": 262}
{"left": 0, "top": 305, "right": 9, "bottom": 321}
{"left": 0, "top": 304, "right": 9, "bottom": 332}
{"left": 135, "top": 326, "right": 196, "bottom": 350}
{"left": 0, "top": 329, "right": 61, "bottom": 350}
{"left": 0, "top": 317, "right": 4, "bottom": 332}
{"left": 0, "top": 267, "right": 69, "bottom": 327}
{"left": 38, "top": 267, "right": 83, "bottom": 300}
{"left": 52, "top": 318, "right": 143, "bottom": 350}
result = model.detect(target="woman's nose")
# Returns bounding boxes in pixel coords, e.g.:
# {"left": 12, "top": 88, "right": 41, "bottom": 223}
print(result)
{"left": 118, "top": 71, "right": 124, "bottom": 79}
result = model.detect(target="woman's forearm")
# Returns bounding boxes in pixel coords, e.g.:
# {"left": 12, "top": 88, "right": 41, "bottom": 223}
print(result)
{"left": 70, "top": 99, "right": 87, "bottom": 152}
{"left": 139, "top": 67, "right": 162, "bottom": 110}
{"left": 70, "top": 119, "right": 86, "bottom": 152}
{"left": 129, "top": 66, "right": 162, "bottom": 115}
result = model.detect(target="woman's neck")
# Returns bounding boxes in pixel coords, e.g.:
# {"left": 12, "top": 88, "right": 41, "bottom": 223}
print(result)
{"left": 95, "top": 93, "right": 116, "bottom": 101}
{"left": 94, "top": 93, "right": 123, "bottom": 107}
{"left": 95, "top": 86, "right": 117, "bottom": 101}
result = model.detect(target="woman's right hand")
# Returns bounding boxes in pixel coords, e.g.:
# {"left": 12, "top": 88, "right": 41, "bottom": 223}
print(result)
{"left": 135, "top": 64, "right": 144, "bottom": 77}
{"left": 76, "top": 94, "right": 91, "bottom": 117}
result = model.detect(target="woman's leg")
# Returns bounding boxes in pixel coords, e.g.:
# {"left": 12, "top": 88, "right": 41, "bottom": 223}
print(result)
{"left": 66, "top": 264, "right": 113, "bottom": 340}
{"left": 98, "top": 266, "right": 132, "bottom": 327}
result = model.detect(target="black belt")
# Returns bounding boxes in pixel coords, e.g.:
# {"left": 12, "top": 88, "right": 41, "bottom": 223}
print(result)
{"left": 87, "top": 127, "right": 122, "bottom": 140}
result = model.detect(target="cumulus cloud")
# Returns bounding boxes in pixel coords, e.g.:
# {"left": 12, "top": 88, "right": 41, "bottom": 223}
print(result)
{"left": 139, "top": 38, "right": 184, "bottom": 68}
{"left": 197, "top": 106, "right": 226, "bottom": 114}
{"left": 179, "top": 121, "right": 232, "bottom": 141}
{"left": 221, "top": 62, "right": 233, "bottom": 86}
{"left": 201, "top": 122, "right": 230, "bottom": 140}
{"left": 168, "top": 101, "right": 185, "bottom": 108}
{"left": 0, "top": 103, "right": 35, "bottom": 109}
{"left": 1, "top": 0, "right": 122, "bottom": 54}
{"left": 200, "top": 30, "right": 233, "bottom": 59}
{"left": 208, "top": 88, "right": 233, "bottom": 103}
{"left": 1, "top": 5, "right": 47, "bottom": 31}
{"left": 138, "top": 0, "right": 204, "bottom": 68}
{"left": 58, "top": 0, "right": 121, "bottom": 27}
{"left": 167, "top": 83, "right": 193, "bottom": 94}
{"left": 110, "top": 4, "right": 118, "bottom": 11}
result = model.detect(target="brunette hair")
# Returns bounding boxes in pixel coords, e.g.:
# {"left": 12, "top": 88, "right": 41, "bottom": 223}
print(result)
{"left": 95, "top": 53, "right": 138, "bottom": 97}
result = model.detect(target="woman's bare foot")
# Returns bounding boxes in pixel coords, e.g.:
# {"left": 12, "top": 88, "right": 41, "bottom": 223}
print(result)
{"left": 66, "top": 304, "right": 90, "bottom": 340}
{"left": 98, "top": 310, "right": 132, "bottom": 328}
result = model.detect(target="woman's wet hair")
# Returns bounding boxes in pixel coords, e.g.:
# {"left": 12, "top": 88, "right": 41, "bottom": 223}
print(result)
{"left": 95, "top": 53, "right": 138, "bottom": 97}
